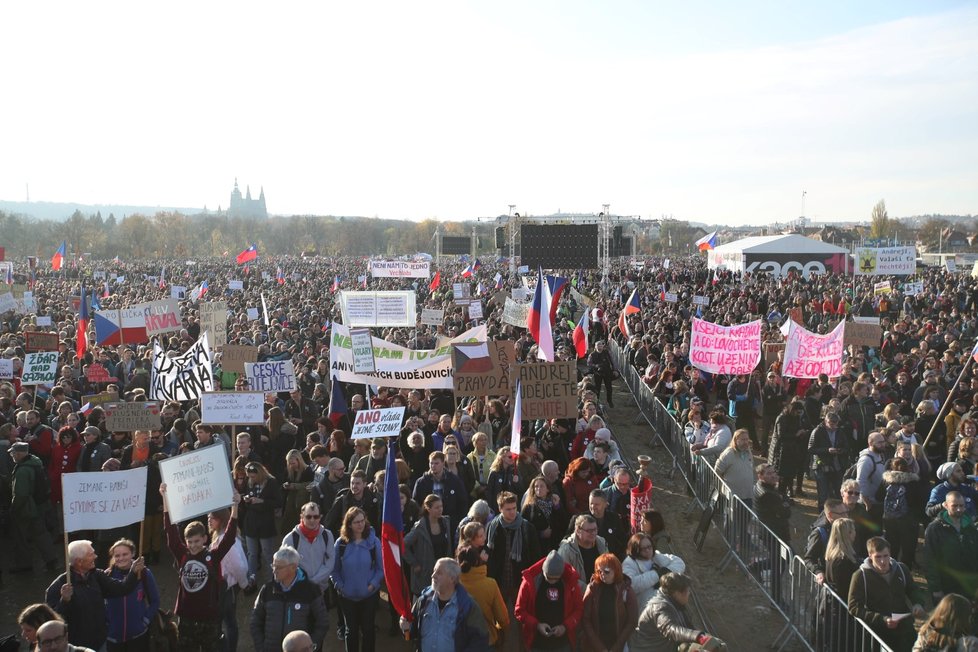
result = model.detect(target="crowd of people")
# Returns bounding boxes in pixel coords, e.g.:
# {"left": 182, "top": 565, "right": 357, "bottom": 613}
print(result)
{"left": 1, "top": 248, "right": 977, "bottom": 650}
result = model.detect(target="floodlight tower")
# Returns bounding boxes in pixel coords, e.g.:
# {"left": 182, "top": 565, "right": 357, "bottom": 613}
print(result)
{"left": 601, "top": 204, "right": 611, "bottom": 286}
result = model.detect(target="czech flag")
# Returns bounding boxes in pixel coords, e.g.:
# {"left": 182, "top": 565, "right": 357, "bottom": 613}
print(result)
{"left": 190, "top": 281, "right": 209, "bottom": 302}
{"left": 527, "top": 267, "right": 554, "bottom": 362}
{"left": 971, "top": 340, "right": 978, "bottom": 365}
{"left": 461, "top": 264, "right": 474, "bottom": 279}
{"left": 52, "top": 241, "right": 66, "bottom": 271}
{"left": 618, "top": 287, "right": 641, "bottom": 337}
{"left": 695, "top": 231, "right": 718, "bottom": 251}
{"left": 510, "top": 379, "right": 523, "bottom": 455}
{"left": 473, "top": 258, "right": 482, "bottom": 271}
{"left": 328, "top": 377, "right": 348, "bottom": 428}
{"left": 331, "top": 276, "right": 340, "bottom": 292}
{"left": 90, "top": 287, "right": 102, "bottom": 311}
{"left": 546, "top": 275, "right": 569, "bottom": 324}
{"left": 494, "top": 272, "right": 504, "bottom": 290}
{"left": 276, "top": 266, "right": 285, "bottom": 285}
{"left": 381, "top": 440, "right": 413, "bottom": 621}
{"left": 158, "top": 266, "right": 166, "bottom": 289}
{"left": 476, "top": 281, "right": 486, "bottom": 296}
{"left": 572, "top": 311, "right": 590, "bottom": 358}
{"left": 429, "top": 270, "right": 441, "bottom": 291}
{"left": 77, "top": 283, "right": 89, "bottom": 359}
{"left": 236, "top": 244, "right": 258, "bottom": 265}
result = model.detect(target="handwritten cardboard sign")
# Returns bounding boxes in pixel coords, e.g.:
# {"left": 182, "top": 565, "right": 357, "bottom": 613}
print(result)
{"left": 150, "top": 333, "right": 214, "bottom": 402}
{"left": 244, "top": 361, "right": 297, "bottom": 392}
{"left": 350, "top": 407, "right": 406, "bottom": 439}
{"left": 453, "top": 341, "right": 516, "bottom": 398}
{"left": 843, "top": 321, "right": 882, "bottom": 348}
{"left": 85, "top": 362, "right": 118, "bottom": 384}
{"left": 104, "top": 401, "right": 163, "bottom": 432}
{"left": 25, "top": 331, "right": 59, "bottom": 353}
{"left": 199, "top": 301, "right": 229, "bottom": 350}
{"left": 62, "top": 467, "right": 148, "bottom": 533}
{"left": 221, "top": 344, "right": 258, "bottom": 374}
{"left": 158, "top": 445, "right": 234, "bottom": 522}
{"left": 200, "top": 391, "right": 265, "bottom": 425}
{"left": 22, "top": 351, "right": 59, "bottom": 385}
{"left": 516, "top": 361, "right": 577, "bottom": 419}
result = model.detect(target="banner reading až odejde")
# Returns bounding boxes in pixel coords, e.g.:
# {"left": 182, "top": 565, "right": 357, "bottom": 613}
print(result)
{"left": 330, "top": 322, "right": 486, "bottom": 389}
{"left": 782, "top": 320, "right": 845, "bottom": 379}
{"left": 688, "top": 318, "right": 762, "bottom": 375}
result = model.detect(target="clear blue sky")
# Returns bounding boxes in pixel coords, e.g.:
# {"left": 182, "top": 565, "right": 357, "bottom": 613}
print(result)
{"left": 1, "top": 1, "right": 975, "bottom": 225}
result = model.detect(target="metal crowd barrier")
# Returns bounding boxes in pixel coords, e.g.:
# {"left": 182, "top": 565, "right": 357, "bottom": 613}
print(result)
{"left": 610, "top": 340, "right": 891, "bottom": 651}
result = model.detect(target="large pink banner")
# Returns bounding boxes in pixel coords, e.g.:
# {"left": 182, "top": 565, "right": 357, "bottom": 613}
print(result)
{"left": 782, "top": 320, "right": 845, "bottom": 379}
{"left": 689, "top": 318, "right": 762, "bottom": 375}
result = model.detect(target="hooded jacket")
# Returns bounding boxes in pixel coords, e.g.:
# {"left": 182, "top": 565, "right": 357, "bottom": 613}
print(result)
{"left": 458, "top": 564, "right": 509, "bottom": 647}
{"left": 104, "top": 566, "right": 160, "bottom": 644}
{"left": 514, "top": 556, "right": 583, "bottom": 650}
{"left": 329, "top": 526, "right": 384, "bottom": 601}
{"left": 557, "top": 533, "right": 609, "bottom": 592}
{"left": 281, "top": 524, "right": 335, "bottom": 592}
{"left": 848, "top": 556, "right": 925, "bottom": 637}
{"left": 923, "top": 510, "right": 978, "bottom": 597}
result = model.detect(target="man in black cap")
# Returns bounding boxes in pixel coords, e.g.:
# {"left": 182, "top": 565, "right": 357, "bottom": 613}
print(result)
{"left": 515, "top": 550, "right": 584, "bottom": 652}
{"left": 8, "top": 441, "right": 59, "bottom": 573}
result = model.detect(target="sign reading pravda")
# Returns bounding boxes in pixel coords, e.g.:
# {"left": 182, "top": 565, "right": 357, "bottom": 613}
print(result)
{"left": 62, "top": 467, "right": 148, "bottom": 533}
{"left": 351, "top": 407, "right": 406, "bottom": 439}
{"left": 689, "top": 318, "right": 762, "bottom": 375}
{"left": 158, "top": 444, "right": 234, "bottom": 522}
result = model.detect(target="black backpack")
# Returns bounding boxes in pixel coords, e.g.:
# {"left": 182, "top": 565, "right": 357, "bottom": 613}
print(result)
{"left": 842, "top": 453, "right": 881, "bottom": 483}
{"left": 290, "top": 529, "right": 332, "bottom": 559}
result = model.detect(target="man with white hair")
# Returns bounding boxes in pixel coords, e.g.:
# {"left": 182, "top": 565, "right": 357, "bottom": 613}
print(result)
{"left": 45, "top": 539, "right": 144, "bottom": 651}
{"left": 401, "top": 558, "right": 489, "bottom": 651}
{"left": 250, "top": 546, "right": 329, "bottom": 652}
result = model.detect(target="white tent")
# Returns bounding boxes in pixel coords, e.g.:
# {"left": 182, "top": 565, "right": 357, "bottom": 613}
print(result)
{"left": 707, "top": 234, "right": 850, "bottom": 278}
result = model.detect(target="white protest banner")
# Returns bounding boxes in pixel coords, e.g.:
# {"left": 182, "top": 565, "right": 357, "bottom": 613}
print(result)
{"left": 502, "top": 298, "right": 530, "bottom": 327}
{"left": 244, "top": 361, "right": 297, "bottom": 392}
{"left": 0, "top": 358, "right": 12, "bottom": 379}
{"left": 855, "top": 247, "right": 917, "bottom": 276}
{"left": 62, "top": 467, "right": 148, "bottom": 533}
{"left": 200, "top": 391, "right": 265, "bottom": 425}
{"left": 689, "top": 318, "right": 762, "bottom": 376}
{"left": 0, "top": 293, "right": 16, "bottom": 314}
{"left": 664, "top": 292, "right": 678, "bottom": 303}
{"left": 104, "top": 401, "right": 162, "bottom": 432}
{"left": 350, "top": 328, "right": 377, "bottom": 374}
{"left": 468, "top": 302, "right": 483, "bottom": 320}
{"left": 517, "top": 265, "right": 529, "bottom": 274}
{"left": 36, "top": 316, "right": 52, "bottom": 327}
{"left": 420, "top": 308, "right": 444, "bottom": 326}
{"left": 330, "top": 322, "right": 486, "bottom": 389}
{"left": 21, "top": 351, "right": 59, "bottom": 385}
{"left": 150, "top": 332, "right": 214, "bottom": 401}
{"left": 904, "top": 281, "right": 924, "bottom": 296}
{"left": 452, "top": 283, "right": 468, "bottom": 300}
{"left": 170, "top": 285, "right": 187, "bottom": 299}
{"left": 782, "top": 320, "right": 845, "bottom": 379}
{"left": 369, "top": 260, "right": 430, "bottom": 278}
{"left": 138, "top": 298, "right": 182, "bottom": 337}
{"left": 874, "top": 281, "right": 892, "bottom": 295}
{"left": 339, "top": 291, "right": 416, "bottom": 327}
{"left": 852, "top": 316, "right": 880, "bottom": 325}
{"left": 350, "top": 407, "right": 406, "bottom": 439}
{"left": 511, "top": 287, "right": 528, "bottom": 302}
{"left": 946, "top": 259, "right": 958, "bottom": 273}
{"left": 692, "top": 295, "right": 710, "bottom": 306}
{"left": 199, "top": 301, "right": 228, "bottom": 350}
{"left": 229, "top": 280, "right": 244, "bottom": 290}
{"left": 246, "top": 307, "right": 259, "bottom": 321}
{"left": 158, "top": 445, "right": 234, "bottom": 522}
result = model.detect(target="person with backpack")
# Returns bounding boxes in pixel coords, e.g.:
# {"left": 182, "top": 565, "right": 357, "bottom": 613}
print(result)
{"left": 875, "top": 457, "right": 922, "bottom": 567}
{"left": 7, "top": 441, "right": 58, "bottom": 573}
{"left": 853, "top": 432, "right": 887, "bottom": 519}
{"left": 802, "top": 499, "right": 849, "bottom": 585}
{"left": 281, "top": 501, "right": 335, "bottom": 596}
{"left": 922, "top": 491, "right": 978, "bottom": 603}
{"left": 249, "top": 546, "right": 329, "bottom": 652}
{"left": 329, "top": 507, "right": 383, "bottom": 652}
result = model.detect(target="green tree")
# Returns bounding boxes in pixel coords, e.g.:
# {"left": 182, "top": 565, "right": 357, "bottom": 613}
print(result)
{"left": 870, "top": 200, "right": 890, "bottom": 239}
{"left": 918, "top": 217, "right": 951, "bottom": 251}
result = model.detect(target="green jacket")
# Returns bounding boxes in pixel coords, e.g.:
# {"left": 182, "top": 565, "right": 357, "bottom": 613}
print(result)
{"left": 11, "top": 454, "right": 46, "bottom": 519}
{"left": 923, "top": 510, "right": 978, "bottom": 597}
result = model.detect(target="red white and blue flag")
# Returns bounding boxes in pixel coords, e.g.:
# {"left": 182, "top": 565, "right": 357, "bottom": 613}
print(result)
{"left": 494, "top": 272, "right": 504, "bottom": 290}
{"left": 546, "top": 275, "right": 569, "bottom": 325}
{"left": 328, "top": 377, "right": 347, "bottom": 428}
{"left": 77, "top": 283, "right": 89, "bottom": 359}
{"left": 510, "top": 379, "right": 523, "bottom": 455}
{"left": 381, "top": 440, "right": 413, "bottom": 621}
{"left": 618, "top": 287, "right": 641, "bottom": 337}
{"left": 429, "top": 271, "right": 441, "bottom": 291}
{"left": 572, "top": 310, "right": 590, "bottom": 358}
{"left": 276, "top": 267, "right": 285, "bottom": 285}
{"left": 473, "top": 258, "right": 482, "bottom": 271}
{"left": 236, "top": 244, "right": 258, "bottom": 265}
{"left": 190, "top": 281, "right": 209, "bottom": 302}
{"left": 695, "top": 231, "right": 718, "bottom": 251}
{"left": 52, "top": 241, "right": 66, "bottom": 271}
{"left": 461, "top": 264, "right": 474, "bottom": 279}
{"left": 331, "top": 276, "right": 340, "bottom": 292}
{"left": 527, "top": 267, "right": 554, "bottom": 362}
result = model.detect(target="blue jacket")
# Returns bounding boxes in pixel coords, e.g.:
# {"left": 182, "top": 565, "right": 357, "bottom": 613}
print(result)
{"left": 410, "top": 583, "right": 489, "bottom": 652}
{"left": 105, "top": 566, "right": 161, "bottom": 643}
{"left": 329, "top": 527, "right": 384, "bottom": 601}
{"left": 926, "top": 481, "right": 978, "bottom": 519}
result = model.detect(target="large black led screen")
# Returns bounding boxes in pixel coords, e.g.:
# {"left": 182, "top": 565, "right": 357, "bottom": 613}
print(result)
{"left": 441, "top": 236, "right": 471, "bottom": 255}
{"left": 610, "top": 236, "right": 633, "bottom": 258}
{"left": 521, "top": 224, "right": 599, "bottom": 269}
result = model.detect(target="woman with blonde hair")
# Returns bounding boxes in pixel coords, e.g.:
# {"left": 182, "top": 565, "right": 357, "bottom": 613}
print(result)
{"left": 820, "top": 518, "right": 858, "bottom": 651}
{"left": 714, "top": 429, "right": 755, "bottom": 506}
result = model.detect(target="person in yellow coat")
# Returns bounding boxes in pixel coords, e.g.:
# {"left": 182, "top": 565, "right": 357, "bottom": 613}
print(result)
{"left": 457, "top": 543, "right": 510, "bottom": 648}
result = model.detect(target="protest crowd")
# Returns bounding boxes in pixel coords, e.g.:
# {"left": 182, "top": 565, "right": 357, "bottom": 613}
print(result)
{"left": 0, "top": 241, "right": 977, "bottom": 652}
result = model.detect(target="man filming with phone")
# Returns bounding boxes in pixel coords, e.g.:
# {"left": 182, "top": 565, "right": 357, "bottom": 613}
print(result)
{"left": 515, "top": 550, "right": 584, "bottom": 652}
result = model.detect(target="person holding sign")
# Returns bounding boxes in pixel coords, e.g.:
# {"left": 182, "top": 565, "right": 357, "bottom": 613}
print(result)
{"left": 161, "top": 483, "right": 241, "bottom": 652}
{"left": 104, "top": 538, "right": 161, "bottom": 652}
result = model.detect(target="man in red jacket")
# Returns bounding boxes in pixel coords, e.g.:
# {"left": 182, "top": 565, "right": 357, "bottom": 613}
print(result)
{"left": 515, "top": 550, "right": 583, "bottom": 651}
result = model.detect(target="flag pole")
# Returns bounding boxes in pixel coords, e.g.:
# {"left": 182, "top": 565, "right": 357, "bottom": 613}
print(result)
{"left": 921, "top": 352, "right": 974, "bottom": 451}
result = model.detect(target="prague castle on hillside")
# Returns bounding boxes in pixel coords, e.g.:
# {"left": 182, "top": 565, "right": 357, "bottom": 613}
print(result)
{"left": 229, "top": 179, "right": 267, "bottom": 218}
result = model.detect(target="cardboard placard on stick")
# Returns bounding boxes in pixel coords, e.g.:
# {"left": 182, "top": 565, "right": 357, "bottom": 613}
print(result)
{"left": 62, "top": 467, "right": 148, "bottom": 533}
{"left": 200, "top": 391, "right": 265, "bottom": 425}
{"left": 516, "top": 361, "right": 577, "bottom": 419}
{"left": 82, "top": 391, "right": 119, "bottom": 407}
{"left": 844, "top": 322, "right": 883, "bottom": 348}
{"left": 25, "top": 331, "right": 59, "bottom": 353}
{"left": 104, "top": 401, "right": 162, "bottom": 432}
{"left": 221, "top": 344, "right": 259, "bottom": 374}
{"left": 453, "top": 341, "right": 516, "bottom": 398}
{"left": 21, "top": 351, "right": 59, "bottom": 385}
{"left": 158, "top": 445, "right": 234, "bottom": 522}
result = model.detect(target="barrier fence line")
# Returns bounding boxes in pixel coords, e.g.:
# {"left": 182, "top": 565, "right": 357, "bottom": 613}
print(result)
{"left": 610, "top": 340, "right": 891, "bottom": 652}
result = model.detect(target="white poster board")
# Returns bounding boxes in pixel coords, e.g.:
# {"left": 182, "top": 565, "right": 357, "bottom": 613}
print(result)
{"left": 200, "top": 392, "right": 265, "bottom": 425}
{"left": 150, "top": 333, "right": 214, "bottom": 401}
{"left": 468, "top": 302, "right": 483, "bottom": 320}
{"left": 62, "top": 467, "right": 148, "bottom": 533}
{"left": 351, "top": 407, "right": 406, "bottom": 439}
{"left": 420, "top": 308, "right": 444, "bottom": 326}
{"left": 229, "top": 280, "right": 244, "bottom": 290}
{"left": 244, "top": 361, "right": 298, "bottom": 392}
{"left": 502, "top": 298, "right": 530, "bottom": 327}
{"left": 339, "top": 291, "right": 416, "bottom": 327}
{"left": 369, "top": 260, "right": 430, "bottom": 278}
{"left": 21, "top": 351, "right": 59, "bottom": 385}
{"left": 36, "top": 316, "right": 52, "bottom": 327}
{"left": 246, "top": 307, "right": 260, "bottom": 321}
{"left": 170, "top": 285, "right": 187, "bottom": 299}
{"left": 158, "top": 445, "right": 234, "bottom": 522}
{"left": 0, "top": 359, "right": 13, "bottom": 379}
{"left": 350, "top": 328, "right": 377, "bottom": 374}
